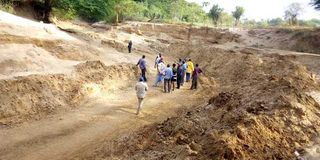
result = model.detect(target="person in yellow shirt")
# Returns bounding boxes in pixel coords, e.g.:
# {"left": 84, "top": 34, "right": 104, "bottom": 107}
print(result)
{"left": 186, "top": 59, "right": 194, "bottom": 82}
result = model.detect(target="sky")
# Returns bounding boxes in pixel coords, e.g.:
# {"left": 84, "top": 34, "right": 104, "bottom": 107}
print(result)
{"left": 186, "top": 0, "right": 320, "bottom": 20}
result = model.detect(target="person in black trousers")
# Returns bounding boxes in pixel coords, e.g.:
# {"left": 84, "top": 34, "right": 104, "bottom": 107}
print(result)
{"left": 128, "top": 40, "right": 133, "bottom": 53}
{"left": 176, "top": 64, "right": 183, "bottom": 89}
{"left": 190, "top": 64, "right": 203, "bottom": 90}
{"left": 136, "top": 55, "right": 147, "bottom": 82}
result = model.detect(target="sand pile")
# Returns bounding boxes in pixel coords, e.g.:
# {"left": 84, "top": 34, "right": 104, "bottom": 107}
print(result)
{"left": 0, "top": 34, "right": 100, "bottom": 61}
{"left": 0, "top": 11, "right": 75, "bottom": 41}
{"left": 80, "top": 47, "right": 320, "bottom": 160}
{"left": 0, "top": 61, "right": 138, "bottom": 125}
{"left": 0, "top": 11, "right": 102, "bottom": 61}
{"left": 0, "top": 44, "right": 80, "bottom": 79}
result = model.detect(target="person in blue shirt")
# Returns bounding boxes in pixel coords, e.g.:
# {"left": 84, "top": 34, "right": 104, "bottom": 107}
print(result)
{"left": 136, "top": 55, "right": 147, "bottom": 82}
{"left": 181, "top": 61, "right": 187, "bottom": 86}
{"left": 171, "top": 63, "right": 177, "bottom": 91}
{"left": 163, "top": 64, "right": 173, "bottom": 93}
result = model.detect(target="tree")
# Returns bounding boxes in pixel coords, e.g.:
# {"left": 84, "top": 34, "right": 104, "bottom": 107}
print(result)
{"left": 202, "top": 1, "right": 209, "bottom": 8}
{"left": 0, "top": 0, "right": 15, "bottom": 14}
{"left": 219, "top": 12, "right": 234, "bottom": 27}
{"left": 77, "top": 0, "right": 111, "bottom": 22}
{"left": 242, "top": 19, "right": 256, "bottom": 28}
{"left": 299, "top": 18, "right": 320, "bottom": 27}
{"left": 2, "top": 0, "right": 210, "bottom": 23}
{"left": 170, "top": 0, "right": 188, "bottom": 21}
{"left": 208, "top": 4, "right": 223, "bottom": 26}
{"left": 232, "top": 6, "right": 245, "bottom": 26}
{"left": 144, "top": 5, "right": 162, "bottom": 21}
{"left": 113, "top": 0, "right": 137, "bottom": 24}
{"left": 284, "top": 3, "right": 303, "bottom": 25}
{"left": 181, "top": 2, "right": 207, "bottom": 23}
{"left": 268, "top": 18, "right": 285, "bottom": 26}
{"left": 311, "top": 0, "right": 320, "bottom": 10}
{"left": 43, "top": 0, "right": 52, "bottom": 23}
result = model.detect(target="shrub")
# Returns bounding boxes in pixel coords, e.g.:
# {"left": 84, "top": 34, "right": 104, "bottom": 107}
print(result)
{"left": 52, "top": 7, "right": 76, "bottom": 20}
{"left": 0, "top": 1, "right": 15, "bottom": 14}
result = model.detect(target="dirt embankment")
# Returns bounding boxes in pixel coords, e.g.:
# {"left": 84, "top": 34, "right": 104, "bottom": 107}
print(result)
{"left": 77, "top": 46, "right": 320, "bottom": 160}
{"left": 0, "top": 61, "right": 138, "bottom": 125}
{"left": 121, "top": 22, "right": 240, "bottom": 44}
{"left": 290, "top": 28, "right": 320, "bottom": 54}
{"left": 247, "top": 28, "right": 320, "bottom": 54}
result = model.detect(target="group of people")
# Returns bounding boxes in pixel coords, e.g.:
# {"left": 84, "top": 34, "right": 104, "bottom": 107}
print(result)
{"left": 135, "top": 53, "right": 203, "bottom": 115}
{"left": 153, "top": 54, "right": 203, "bottom": 92}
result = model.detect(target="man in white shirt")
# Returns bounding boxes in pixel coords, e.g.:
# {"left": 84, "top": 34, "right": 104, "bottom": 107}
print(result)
{"left": 135, "top": 77, "right": 148, "bottom": 115}
{"left": 154, "top": 58, "right": 166, "bottom": 87}
{"left": 154, "top": 53, "right": 162, "bottom": 68}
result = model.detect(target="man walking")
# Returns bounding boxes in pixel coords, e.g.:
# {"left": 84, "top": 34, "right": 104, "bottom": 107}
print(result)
{"left": 128, "top": 40, "right": 133, "bottom": 53}
{"left": 135, "top": 77, "right": 148, "bottom": 115}
{"left": 163, "top": 64, "right": 173, "bottom": 93}
{"left": 190, "top": 64, "right": 203, "bottom": 90}
{"left": 136, "top": 55, "right": 147, "bottom": 82}
{"left": 186, "top": 59, "right": 194, "bottom": 82}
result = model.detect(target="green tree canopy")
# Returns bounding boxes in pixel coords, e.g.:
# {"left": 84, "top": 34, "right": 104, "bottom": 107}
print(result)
{"left": 284, "top": 3, "right": 304, "bottom": 25}
{"left": 232, "top": 6, "right": 245, "bottom": 26}
{"left": 208, "top": 4, "right": 223, "bottom": 26}
{"left": 219, "top": 12, "right": 234, "bottom": 27}
{"left": 2, "top": 0, "right": 209, "bottom": 24}
{"left": 311, "top": 0, "right": 320, "bottom": 10}
{"left": 268, "top": 18, "right": 285, "bottom": 26}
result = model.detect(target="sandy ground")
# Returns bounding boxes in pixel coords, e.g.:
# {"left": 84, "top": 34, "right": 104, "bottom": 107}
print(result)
{"left": 0, "top": 76, "right": 204, "bottom": 160}
{"left": 0, "top": 12, "right": 205, "bottom": 160}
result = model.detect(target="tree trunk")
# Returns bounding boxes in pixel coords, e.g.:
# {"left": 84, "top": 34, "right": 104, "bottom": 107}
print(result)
{"left": 43, "top": 0, "right": 52, "bottom": 23}
{"left": 147, "top": 13, "right": 155, "bottom": 22}
{"left": 214, "top": 21, "right": 218, "bottom": 27}
{"left": 116, "top": 13, "right": 119, "bottom": 25}
{"left": 235, "top": 19, "right": 239, "bottom": 26}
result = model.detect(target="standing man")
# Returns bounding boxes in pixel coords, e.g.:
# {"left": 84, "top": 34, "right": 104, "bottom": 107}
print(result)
{"left": 154, "top": 58, "right": 166, "bottom": 87}
{"left": 154, "top": 53, "right": 162, "bottom": 68}
{"left": 178, "top": 58, "right": 183, "bottom": 65}
{"left": 128, "top": 40, "right": 133, "bottom": 53}
{"left": 176, "top": 64, "right": 183, "bottom": 89}
{"left": 181, "top": 61, "right": 187, "bottom": 86}
{"left": 190, "top": 64, "right": 203, "bottom": 90}
{"left": 136, "top": 55, "right": 147, "bottom": 82}
{"left": 186, "top": 59, "right": 194, "bottom": 82}
{"left": 171, "top": 63, "right": 177, "bottom": 91}
{"left": 163, "top": 64, "right": 173, "bottom": 93}
{"left": 135, "top": 77, "right": 148, "bottom": 115}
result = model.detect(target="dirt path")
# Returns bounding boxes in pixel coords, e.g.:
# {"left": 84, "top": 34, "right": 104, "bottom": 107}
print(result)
{"left": 0, "top": 75, "right": 205, "bottom": 160}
